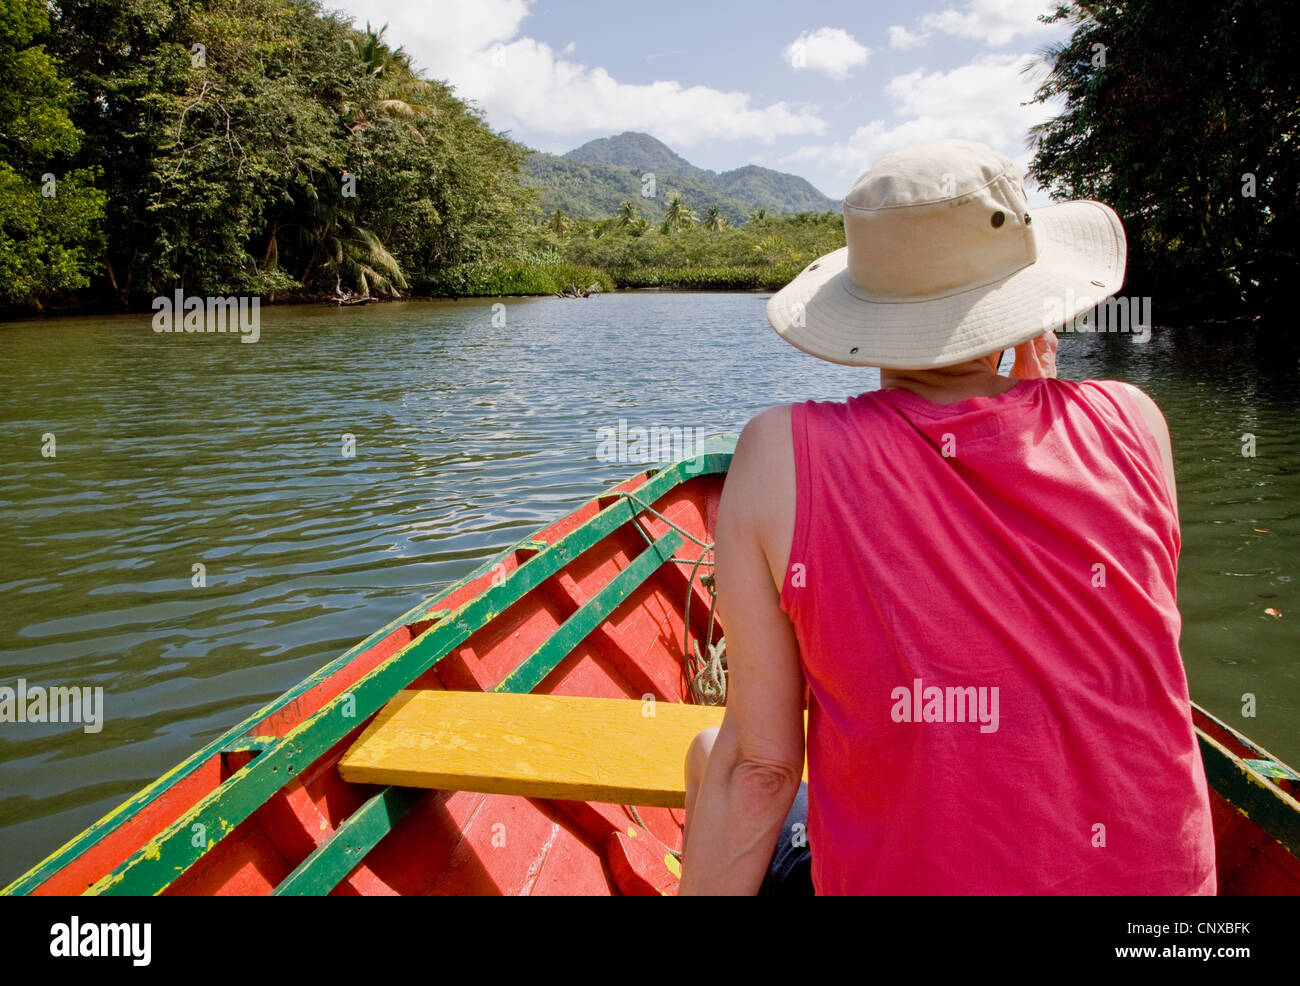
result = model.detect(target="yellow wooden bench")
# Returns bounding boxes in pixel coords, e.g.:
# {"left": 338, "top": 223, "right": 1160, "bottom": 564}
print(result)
{"left": 338, "top": 690, "right": 729, "bottom": 808}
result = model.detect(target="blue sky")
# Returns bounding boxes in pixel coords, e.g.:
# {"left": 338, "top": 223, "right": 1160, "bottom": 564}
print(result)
{"left": 336, "top": 0, "right": 1075, "bottom": 203}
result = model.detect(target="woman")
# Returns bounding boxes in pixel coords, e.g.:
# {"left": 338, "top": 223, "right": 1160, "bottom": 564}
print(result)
{"left": 678, "top": 140, "right": 1217, "bottom": 895}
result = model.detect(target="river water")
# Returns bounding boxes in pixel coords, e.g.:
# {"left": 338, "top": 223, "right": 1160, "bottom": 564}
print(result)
{"left": 1, "top": 293, "right": 1296, "bottom": 884}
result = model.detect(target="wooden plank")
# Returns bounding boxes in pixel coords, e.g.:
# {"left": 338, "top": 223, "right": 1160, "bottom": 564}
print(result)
{"left": 83, "top": 448, "right": 733, "bottom": 896}
{"left": 270, "top": 526, "right": 687, "bottom": 895}
{"left": 340, "top": 690, "right": 728, "bottom": 808}
{"left": 270, "top": 528, "right": 683, "bottom": 896}
{"left": 272, "top": 787, "right": 423, "bottom": 896}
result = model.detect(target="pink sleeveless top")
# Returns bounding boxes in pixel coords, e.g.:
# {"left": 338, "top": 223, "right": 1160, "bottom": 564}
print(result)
{"left": 779, "top": 377, "right": 1216, "bottom": 895}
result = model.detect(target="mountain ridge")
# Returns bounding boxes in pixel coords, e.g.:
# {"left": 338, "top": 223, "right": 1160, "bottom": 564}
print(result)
{"left": 525, "top": 131, "right": 839, "bottom": 220}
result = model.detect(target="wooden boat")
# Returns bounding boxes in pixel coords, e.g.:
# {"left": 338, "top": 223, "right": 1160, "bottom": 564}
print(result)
{"left": 4, "top": 437, "right": 1298, "bottom": 896}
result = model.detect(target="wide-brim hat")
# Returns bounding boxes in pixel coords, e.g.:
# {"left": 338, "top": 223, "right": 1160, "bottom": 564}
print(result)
{"left": 766, "top": 139, "right": 1127, "bottom": 369}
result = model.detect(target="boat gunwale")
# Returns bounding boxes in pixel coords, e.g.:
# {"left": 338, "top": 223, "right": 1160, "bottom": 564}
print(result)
{"left": 1190, "top": 703, "right": 1300, "bottom": 860}
{"left": 1192, "top": 700, "right": 1299, "bottom": 779}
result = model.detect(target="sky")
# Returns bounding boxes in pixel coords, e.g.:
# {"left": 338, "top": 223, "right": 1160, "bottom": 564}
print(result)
{"left": 333, "top": 0, "right": 1076, "bottom": 204}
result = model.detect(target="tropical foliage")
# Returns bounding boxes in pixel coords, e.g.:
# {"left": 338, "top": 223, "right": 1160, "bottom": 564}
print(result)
{"left": 1027, "top": 0, "right": 1298, "bottom": 316}
{"left": 3, "top": 0, "right": 1290, "bottom": 314}
{"left": 0, "top": 0, "right": 105, "bottom": 308}
{"left": 2, "top": 0, "right": 541, "bottom": 310}
{"left": 561, "top": 211, "right": 844, "bottom": 289}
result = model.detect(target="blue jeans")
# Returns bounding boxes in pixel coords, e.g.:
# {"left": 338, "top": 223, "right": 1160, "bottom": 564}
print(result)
{"left": 758, "top": 781, "right": 814, "bottom": 896}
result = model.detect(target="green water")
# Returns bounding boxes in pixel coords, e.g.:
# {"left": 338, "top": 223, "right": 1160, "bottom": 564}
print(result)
{"left": 1, "top": 294, "right": 1297, "bottom": 884}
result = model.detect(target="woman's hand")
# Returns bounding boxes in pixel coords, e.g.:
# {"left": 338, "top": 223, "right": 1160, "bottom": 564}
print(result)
{"left": 1011, "top": 330, "right": 1059, "bottom": 379}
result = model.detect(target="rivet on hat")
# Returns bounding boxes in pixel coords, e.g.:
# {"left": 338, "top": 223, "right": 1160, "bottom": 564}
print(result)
{"left": 1090, "top": 279, "right": 1104, "bottom": 287}
{"left": 991, "top": 211, "right": 1005, "bottom": 229}
{"left": 1024, "top": 214, "right": 1032, "bottom": 225}
{"left": 850, "top": 347, "right": 859, "bottom": 355}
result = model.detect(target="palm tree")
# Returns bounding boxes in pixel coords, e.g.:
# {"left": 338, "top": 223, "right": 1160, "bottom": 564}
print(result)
{"left": 752, "top": 233, "right": 791, "bottom": 266}
{"left": 704, "top": 205, "right": 729, "bottom": 231}
{"left": 296, "top": 182, "right": 408, "bottom": 298}
{"left": 550, "top": 209, "right": 571, "bottom": 236}
{"left": 345, "top": 23, "right": 436, "bottom": 136}
{"left": 325, "top": 227, "right": 408, "bottom": 298}
{"left": 356, "top": 23, "right": 418, "bottom": 88}
{"left": 617, "top": 200, "right": 640, "bottom": 228}
{"left": 662, "top": 195, "right": 697, "bottom": 233}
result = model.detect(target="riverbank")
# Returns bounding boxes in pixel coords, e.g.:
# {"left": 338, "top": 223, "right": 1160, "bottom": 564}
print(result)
{"left": 0, "top": 258, "right": 805, "bottom": 319}
{"left": 0, "top": 206, "right": 847, "bottom": 319}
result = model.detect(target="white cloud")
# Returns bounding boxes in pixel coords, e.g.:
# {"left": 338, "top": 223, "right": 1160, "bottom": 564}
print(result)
{"left": 339, "top": 0, "right": 825, "bottom": 146}
{"left": 921, "top": 0, "right": 1058, "bottom": 47}
{"left": 783, "top": 53, "right": 1061, "bottom": 201}
{"left": 888, "top": 25, "right": 930, "bottom": 51}
{"left": 783, "top": 27, "right": 870, "bottom": 81}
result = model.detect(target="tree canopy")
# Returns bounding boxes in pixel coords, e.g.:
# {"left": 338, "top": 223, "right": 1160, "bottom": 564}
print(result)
{"left": 1028, "top": 0, "right": 1298, "bottom": 317}
{"left": 1, "top": 0, "right": 541, "bottom": 310}
{"left": 0, "top": 0, "right": 105, "bottom": 308}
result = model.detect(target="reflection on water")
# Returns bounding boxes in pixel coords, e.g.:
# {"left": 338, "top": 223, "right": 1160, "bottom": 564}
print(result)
{"left": 0, "top": 295, "right": 1296, "bottom": 883}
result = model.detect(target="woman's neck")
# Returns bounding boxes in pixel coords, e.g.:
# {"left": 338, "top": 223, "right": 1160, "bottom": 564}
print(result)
{"left": 879, "top": 353, "right": 1020, "bottom": 406}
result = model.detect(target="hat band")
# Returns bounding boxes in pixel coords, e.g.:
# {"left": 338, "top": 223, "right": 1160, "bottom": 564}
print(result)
{"left": 841, "top": 172, "right": 1036, "bottom": 300}
{"left": 839, "top": 253, "right": 1039, "bottom": 305}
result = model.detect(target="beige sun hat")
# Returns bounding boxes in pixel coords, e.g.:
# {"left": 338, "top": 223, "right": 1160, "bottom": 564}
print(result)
{"left": 766, "top": 139, "right": 1127, "bottom": 369}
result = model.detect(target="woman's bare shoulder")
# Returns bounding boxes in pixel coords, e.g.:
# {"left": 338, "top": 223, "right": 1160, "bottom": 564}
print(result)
{"left": 1102, "top": 381, "right": 1172, "bottom": 440}
{"left": 1092, "top": 380, "right": 1178, "bottom": 514}
{"left": 725, "top": 405, "right": 797, "bottom": 585}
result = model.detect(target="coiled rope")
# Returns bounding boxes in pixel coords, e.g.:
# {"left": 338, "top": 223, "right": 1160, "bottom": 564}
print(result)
{"left": 616, "top": 491, "right": 727, "bottom": 706}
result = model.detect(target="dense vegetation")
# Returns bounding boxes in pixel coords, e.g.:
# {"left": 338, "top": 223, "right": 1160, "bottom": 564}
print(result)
{"left": 1028, "top": 0, "right": 1298, "bottom": 317}
{"left": 0, "top": 0, "right": 560, "bottom": 311}
{"left": 0, "top": 0, "right": 105, "bottom": 305}
{"left": 2, "top": 0, "right": 1292, "bottom": 316}
{"left": 556, "top": 208, "right": 844, "bottom": 290}
{"left": 0, "top": 0, "right": 837, "bottom": 313}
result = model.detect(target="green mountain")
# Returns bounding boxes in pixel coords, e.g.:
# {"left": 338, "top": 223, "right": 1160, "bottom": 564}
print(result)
{"left": 525, "top": 131, "right": 839, "bottom": 221}
{"left": 712, "top": 164, "right": 841, "bottom": 214}
{"left": 562, "top": 131, "right": 714, "bottom": 183}
{"left": 525, "top": 153, "right": 754, "bottom": 224}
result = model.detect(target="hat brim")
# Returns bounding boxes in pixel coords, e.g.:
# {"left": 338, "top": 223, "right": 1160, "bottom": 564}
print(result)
{"left": 765, "top": 200, "right": 1127, "bottom": 369}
